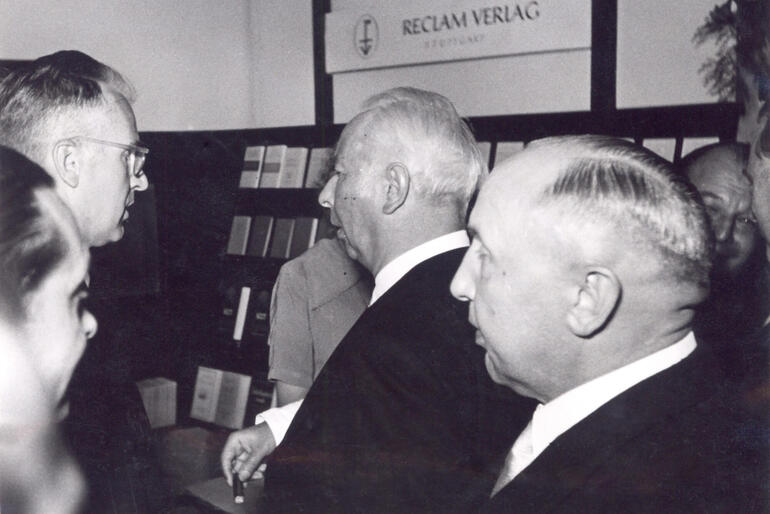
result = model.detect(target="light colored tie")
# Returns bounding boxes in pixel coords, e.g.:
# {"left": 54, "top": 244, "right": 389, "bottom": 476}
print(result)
{"left": 490, "top": 419, "right": 534, "bottom": 497}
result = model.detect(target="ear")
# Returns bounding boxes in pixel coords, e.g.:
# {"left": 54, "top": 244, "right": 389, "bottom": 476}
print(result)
{"left": 52, "top": 139, "right": 80, "bottom": 188}
{"left": 566, "top": 267, "right": 620, "bottom": 337}
{"left": 382, "top": 162, "right": 410, "bottom": 215}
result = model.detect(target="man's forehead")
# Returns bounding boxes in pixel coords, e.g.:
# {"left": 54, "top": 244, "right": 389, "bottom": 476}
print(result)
{"left": 691, "top": 152, "right": 750, "bottom": 192}
{"left": 471, "top": 151, "right": 551, "bottom": 232}
{"left": 85, "top": 94, "right": 137, "bottom": 139}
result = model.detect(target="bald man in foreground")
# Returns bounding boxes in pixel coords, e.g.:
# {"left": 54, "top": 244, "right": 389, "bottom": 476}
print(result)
{"left": 451, "top": 135, "right": 766, "bottom": 512}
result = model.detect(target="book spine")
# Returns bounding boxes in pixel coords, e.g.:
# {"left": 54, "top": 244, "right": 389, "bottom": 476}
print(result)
{"left": 233, "top": 286, "right": 251, "bottom": 341}
{"left": 278, "top": 147, "right": 309, "bottom": 188}
{"left": 226, "top": 216, "right": 252, "bottom": 255}
{"left": 239, "top": 145, "right": 265, "bottom": 188}
{"left": 259, "top": 145, "right": 286, "bottom": 188}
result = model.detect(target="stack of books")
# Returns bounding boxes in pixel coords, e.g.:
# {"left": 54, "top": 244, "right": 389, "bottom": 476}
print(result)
{"left": 225, "top": 215, "right": 323, "bottom": 259}
{"left": 238, "top": 145, "right": 334, "bottom": 189}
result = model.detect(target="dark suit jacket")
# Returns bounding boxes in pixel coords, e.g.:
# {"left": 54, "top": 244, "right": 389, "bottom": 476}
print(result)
{"left": 263, "top": 247, "right": 535, "bottom": 513}
{"left": 482, "top": 347, "right": 768, "bottom": 513}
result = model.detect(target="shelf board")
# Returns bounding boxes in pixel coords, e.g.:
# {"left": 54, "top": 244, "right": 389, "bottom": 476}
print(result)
{"left": 220, "top": 255, "right": 285, "bottom": 283}
{"left": 234, "top": 188, "right": 325, "bottom": 218}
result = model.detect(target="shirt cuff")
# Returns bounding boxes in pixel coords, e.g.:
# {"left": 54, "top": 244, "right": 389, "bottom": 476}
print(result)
{"left": 254, "top": 399, "right": 303, "bottom": 446}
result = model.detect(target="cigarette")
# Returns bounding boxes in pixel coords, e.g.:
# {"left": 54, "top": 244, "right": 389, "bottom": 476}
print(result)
{"left": 233, "top": 476, "right": 244, "bottom": 504}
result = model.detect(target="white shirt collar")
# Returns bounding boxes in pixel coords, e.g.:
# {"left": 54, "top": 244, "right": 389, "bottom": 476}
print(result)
{"left": 530, "top": 332, "right": 697, "bottom": 458}
{"left": 369, "top": 230, "right": 469, "bottom": 306}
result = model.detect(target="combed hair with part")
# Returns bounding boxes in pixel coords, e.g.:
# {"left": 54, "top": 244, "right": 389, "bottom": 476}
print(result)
{"left": 0, "top": 50, "right": 135, "bottom": 162}
{"left": 532, "top": 135, "right": 713, "bottom": 288}
{"left": 342, "top": 86, "right": 486, "bottom": 208}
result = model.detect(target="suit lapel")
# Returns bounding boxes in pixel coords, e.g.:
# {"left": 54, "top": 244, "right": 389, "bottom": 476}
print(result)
{"left": 491, "top": 348, "right": 721, "bottom": 511}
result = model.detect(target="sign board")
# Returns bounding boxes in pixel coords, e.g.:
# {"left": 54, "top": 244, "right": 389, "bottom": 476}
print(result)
{"left": 326, "top": 0, "right": 591, "bottom": 73}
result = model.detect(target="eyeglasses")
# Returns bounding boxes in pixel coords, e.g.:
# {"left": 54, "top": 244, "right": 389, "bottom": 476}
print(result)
{"left": 73, "top": 136, "right": 149, "bottom": 179}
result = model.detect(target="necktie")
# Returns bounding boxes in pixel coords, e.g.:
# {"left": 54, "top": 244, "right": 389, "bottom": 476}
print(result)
{"left": 490, "top": 418, "right": 534, "bottom": 497}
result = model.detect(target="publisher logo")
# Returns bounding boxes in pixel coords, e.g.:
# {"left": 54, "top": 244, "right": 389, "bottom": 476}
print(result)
{"left": 354, "top": 14, "right": 378, "bottom": 58}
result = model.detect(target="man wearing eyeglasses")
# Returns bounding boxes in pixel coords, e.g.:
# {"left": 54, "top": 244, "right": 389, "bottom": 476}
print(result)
{"left": 0, "top": 51, "right": 160, "bottom": 513}
{"left": 0, "top": 51, "right": 149, "bottom": 247}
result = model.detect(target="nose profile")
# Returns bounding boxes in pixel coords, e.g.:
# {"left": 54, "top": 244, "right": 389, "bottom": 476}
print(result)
{"left": 83, "top": 310, "right": 98, "bottom": 339}
{"left": 318, "top": 174, "right": 338, "bottom": 208}
{"left": 450, "top": 252, "right": 475, "bottom": 302}
{"left": 132, "top": 173, "right": 149, "bottom": 192}
{"left": 712, "top": 215, "right": 732, "bottom": 242}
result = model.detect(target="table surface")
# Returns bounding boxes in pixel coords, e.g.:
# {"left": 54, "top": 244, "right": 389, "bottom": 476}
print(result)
{"left": 157, "top": 425, "right": 263, "bottom": 512}
{"left": 184, "top": 477, "right": 262, "bottom": 513}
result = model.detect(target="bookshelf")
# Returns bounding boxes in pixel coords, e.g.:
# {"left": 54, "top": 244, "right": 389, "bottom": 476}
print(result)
{"left": 139, "top": 100, "right": 738, "bottom": 427}
{"left": 131, "top": 0, "right": 740, "bottom": 428}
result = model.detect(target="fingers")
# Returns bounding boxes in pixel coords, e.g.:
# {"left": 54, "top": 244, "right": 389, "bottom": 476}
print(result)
{"left": 220, "top": 423, "right": 277, "bottom": 486}
{"left": 251, "top": 462, "right": 268, "bottom": 480}
{"left": 221, "top": 432, "right": 246, "bottom": 486}
{"left": 236, "top": 450, "right": 264, "bottom": 483}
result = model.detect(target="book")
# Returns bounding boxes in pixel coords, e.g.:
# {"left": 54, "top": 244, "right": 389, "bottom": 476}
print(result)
{"left": 492, "top": 141, "right": 524, "bottom": 167}
{"left": 214, "top": 371, "right": 252, "bottom": 429}
{"left": 238, "top": 145, "right": 265, "bottom": 189}
{"left": 278, "top": 147, "right": 309, "bottom": 188}
{"left": 304, "top": 147, "right": 334, "bottom": 188}
{"left": 216, "top": 278, "right": 241, "bottom": 339}
{"left": 189, "top": 366, "right": 222, "bottom": 423}
{"left": 269, "top": 218, "right": 295, "bottom": 258}
{"left": 244, "top": 287, "right": 273, "bottom": 341}
{"left": 245, "top": 216, "right": 274, "bottom": 257}
{"left": 289, "top": 217, "right": 319, "bottom": 258}
{"left": 642, "top": 138, "right": 676, "bottom": 162}
{"left": 259, "top": 145, "right": 287, "bottom": 188}
{"left": 225, "top": 215, "right": 252, "bottom": 255}
{"left": 137, "top": 377, "right": 177, "bottom": 428}
{"left": 233, "top": 286, "right": 251, "bottom": 341}
{"left": 478, "top": 141, "right": 492, "bottom": 168}
{"left": 190, "top": 366, "right": 252, "bottom": 429}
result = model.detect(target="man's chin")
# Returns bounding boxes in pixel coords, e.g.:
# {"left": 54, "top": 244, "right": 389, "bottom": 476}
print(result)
{"left": 91, "top": 225, "right": 125, "bottom": 247}
{"left": 111, "top": 223, "right": 126, "bottom": 241}
{"left": 344, "top": 245, "right": 360, "bottom": 262}
{"left": 338, "top": 233, "right": 359, "bottom": 261}
{"left": 484, "top": 354, "right": 506, "bottom": 385}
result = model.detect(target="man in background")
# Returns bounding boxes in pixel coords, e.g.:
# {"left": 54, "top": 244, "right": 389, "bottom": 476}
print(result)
{"left": 0, "top": 50, "right": 160, "bottom": 513}
{"left": 682, "top": 142, "right": 760, "bottom": 277}
{"left": 0, "top": 51, "right": 149, "bottom": 247}
{"left": 223, "top": 87, "right": 533, "bottom": 513}
{"left": 680, "top": 142, "right": 769, "bottom": 379}
{"left": 451, "top": 135, "right": 764, "bottom": 511}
